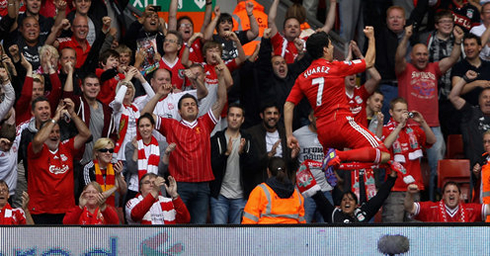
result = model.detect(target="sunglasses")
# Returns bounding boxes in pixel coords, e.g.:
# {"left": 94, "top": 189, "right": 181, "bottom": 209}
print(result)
{"left": 98, "top": 148, "right": 114, "bottom": 153}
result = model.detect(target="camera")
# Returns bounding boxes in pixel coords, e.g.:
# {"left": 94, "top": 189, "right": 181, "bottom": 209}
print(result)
{"left": 150, "top": 5, "right": 161, "bottom": 12}
{"left": 407, "top": 112, "right": 414, "bottom": 118}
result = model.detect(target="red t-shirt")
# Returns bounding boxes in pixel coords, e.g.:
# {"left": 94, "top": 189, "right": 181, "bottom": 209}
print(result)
{"left": 413, "top": 201, "right": 485, "bottom": 222}
{"left": 179, "top": 40, "right": 204, "bottom": 64}
{"left": 271, "top": 33, "right": 298, "bottom": 64}
{"left": 155, "top": 112, "right": 218, "bottom": 182}
{"left": 158, "top": 57, "right": 188, "bottom": 90}
{"left": 397, "top": 62, "right": 442, "bottom": 127}
{"left": 58, "top": 36, "right": 91, "bottom": 69}
{"left": 347, "top": 85, "right": 370, "bottom": 127}
{"left": 27, "top": 138, "right": 76, "bottom": 214}
{"left": 287, "top": 59, "right": 366, "bottom": 125}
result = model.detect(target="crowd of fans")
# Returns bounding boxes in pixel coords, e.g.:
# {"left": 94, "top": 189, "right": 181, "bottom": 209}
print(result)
{"left": 0, "top": 0, "right": 490, "bottom": 225}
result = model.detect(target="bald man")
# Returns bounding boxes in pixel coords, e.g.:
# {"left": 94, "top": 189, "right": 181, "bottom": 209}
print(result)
{"left": 394, "top": 24, "right": 463, "bottom": 202}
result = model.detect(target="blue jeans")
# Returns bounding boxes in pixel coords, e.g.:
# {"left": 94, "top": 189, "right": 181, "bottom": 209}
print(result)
{"left": 380, "top": 84, "right": 399, "bottom": 124}
{"left": 177, "top": 182, "right": 210, "bottom": 224}
{"left": 304, "top": 190, "right": 333, "bottom": 223}
{"left": 210, "top": 195, "right": 247, "bottom": 224}
{"left": 427, "top": 126, "right": 446, "bottom": 201}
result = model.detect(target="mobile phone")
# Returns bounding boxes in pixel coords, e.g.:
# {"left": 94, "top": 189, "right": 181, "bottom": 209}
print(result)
{"left": 150, "top": 5, "right": 161, "bottom": 12}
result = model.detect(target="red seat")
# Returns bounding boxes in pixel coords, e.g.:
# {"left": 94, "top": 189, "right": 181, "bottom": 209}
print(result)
{"left": 445, "top": 134, "right": 465, "bottom": 159}
{"left": 437, "top": 159, "right": 471, "bottom": 202}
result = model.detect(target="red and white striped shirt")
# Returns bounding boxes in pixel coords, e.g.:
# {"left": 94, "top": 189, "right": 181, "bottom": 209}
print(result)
{"left": 126, "top": 194, "right": 190, "bottom": 224}
{"left": 155, "top": 111, "right": 218, "bottom": 182}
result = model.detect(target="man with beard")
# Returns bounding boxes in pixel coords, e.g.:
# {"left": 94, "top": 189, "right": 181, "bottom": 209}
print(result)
{"left": 247, "top": 102, "right": 298, "bottom": 194}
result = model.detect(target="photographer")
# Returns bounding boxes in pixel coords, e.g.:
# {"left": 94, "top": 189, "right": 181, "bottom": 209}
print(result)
{"left": 380, "top": 97, "right": 436, "bottom": 223}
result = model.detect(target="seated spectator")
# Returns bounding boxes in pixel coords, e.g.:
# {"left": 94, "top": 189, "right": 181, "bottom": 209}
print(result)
{"left": 0, "top": 180, "right": 33, "bottom": 225}
{"left": 405, "top": 182, "right": 490, "bottom": 222}
{"left": 125, "top": 173, "right": 190, "bottom": 225}
{"left": 82, "top": 138, "right": 127, "bottom": 208}
{"left": 242, "top": 157, "right": 305, "bottom": 224}
{"left": 381, "top": 97, "right": 436, "bottom": 223}
{"left": 63, "top": 181, "right": 120, "bottom": 224}
{"left": 296, "top": 162, "right": 397, "bottom": 223}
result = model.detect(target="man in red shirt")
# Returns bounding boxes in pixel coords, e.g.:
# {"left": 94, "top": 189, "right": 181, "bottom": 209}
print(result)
{"left": 27, "top": 98, "right": 91, "bottom": 224}
{"left": 405, "top": 182, "right": 490, "bottom": 222}
{"left": 58, "top": 15, "right": 91, "bottom": 68}
{"left": 141, "top": 60, "right": 228, "bottom": 224}
{"left": 158, "top": 31, "right": 188, "bottom": 90}
{"left": 285, "top": 27, "right": 393, "bottom": 173}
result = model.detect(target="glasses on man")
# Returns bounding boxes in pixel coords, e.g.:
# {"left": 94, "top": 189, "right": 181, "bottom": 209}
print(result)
{"left": 179, "top": 23, "right": 192, "bottom": 28}
{"left": 164, "top": 38, "right": 177, "bottom": 44}
{"left": 98, "top": 148, "right": 114, "bottom": 153}
{"left": 438, "top": 19, "right": 453, "bottom": 24}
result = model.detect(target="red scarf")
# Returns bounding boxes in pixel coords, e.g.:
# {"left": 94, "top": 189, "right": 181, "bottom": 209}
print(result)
{"left": 79, "top": 206, "right": 105, "bottom": 225}
{"left": 350, "top": 169, "right": 377, "bottom": 202}
{"left": 94, "top": 160, "right": 115, "bottom": 207}
{"left": 137, "top": 132, "right": 160, "bottom": 181}
{"left": 385, "top": 118, "right": 423, "bottom": 163}
{"left": 438, "top": 200, "right": 467, "bottom": 222}
{"left": 114, "top": 104, "right": 139, "bottom": 154}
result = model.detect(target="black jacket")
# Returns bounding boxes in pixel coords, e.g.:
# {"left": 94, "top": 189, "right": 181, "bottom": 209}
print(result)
{"left": 210, "top": 130, "right": 254, "bottom": 199}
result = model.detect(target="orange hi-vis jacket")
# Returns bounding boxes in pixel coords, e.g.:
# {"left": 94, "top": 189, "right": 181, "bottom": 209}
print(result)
{"left": 242, "top": 183, "right": 305, "bottom": 224}
{"left": 482, "top": 159, "right": 490, "bottom": 222}
{"left": 232, "top": 0, "right": 268, "bottom": 56}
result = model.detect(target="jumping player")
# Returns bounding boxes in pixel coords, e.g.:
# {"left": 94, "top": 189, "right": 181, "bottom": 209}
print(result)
{"left": 284, "top": 27, "right": 408, "bottom": 178}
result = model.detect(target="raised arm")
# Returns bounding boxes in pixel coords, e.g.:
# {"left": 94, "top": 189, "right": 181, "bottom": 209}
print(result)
{"left": 448, "top": 70, "right": 478, "bottom": 110}
{"left": 438, "top": 26, "right": 463, "bottom": 74}
{"left": 228, "top": 31, "right": 247, "bottom": 65}
{"left": 284, "top": 101, "right": 298, "bottom": 149}
{"left": 268, "top": 0, "right": 280, "bottom": 37}
{"left": 363, "top": 26, "right": 376, "bottom": 69}
{"left": 350, "top": 40, "right": 380, "bottom": 94}
{"left": 200, "top": 0, "right": 214, "bottom": 34}
{"left": 167, "top": 0, "right": 178, "bottom": 31}
{"left": 383, "top": 114, "right": 407, "bottom": 148}
{"left": 31, "top": 103, "right": 64, "bottom": 154}
{"left": 245, "top": 1, "right": 259, "bottom": 41}
{"left": 395, "top": 25, "right": 412, "bottom": 75}
{"left": 404, "top": 184, "right": 419, "bottom": 215}
{"left": 184, "top": 68, "right": 208, "bottom": 100}
{"left": 141, "top": 82, "right": 172, "bottom": 117}
{"left": 181, "top": 33, "right": 203, "bottom": 67}
{"left": 0, "top": 68, "right": 15, "bottom": 121}
{"left": 318, "top": 0, "right": 337, "bottom": 34}
{"left": 410, "top": 110, "right": 436, "bottom": 145}
{"left": 64, "top": 98, "right": 91, "bottom": 150}
{"left": 211, "top": 63, "right": 228, "bottom": 118}
{"left": 204, "top": 6, "right": 221, "bottom": 41}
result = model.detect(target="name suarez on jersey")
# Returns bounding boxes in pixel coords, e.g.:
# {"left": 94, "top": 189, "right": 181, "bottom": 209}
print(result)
{"left": 303, "top": 66, "right": 331, "bottom": 78}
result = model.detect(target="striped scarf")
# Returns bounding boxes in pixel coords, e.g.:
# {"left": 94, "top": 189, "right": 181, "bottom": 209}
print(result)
{"left": 137, "top": 132, "right": 160, "bottom": 181}
{"left": 438, "top": 200, "right": 467, "bottom": 222}
{"left": 114, "top": 104, "right": 139, "bottom": 154}
{"left": 94, "top": 160, "right": 115, "bottom": 207}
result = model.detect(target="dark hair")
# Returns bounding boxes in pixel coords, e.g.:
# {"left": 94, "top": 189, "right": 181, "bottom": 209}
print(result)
{"left": 268, "top": 157, "right": 288, "bottom": 183}
{"left": 31, "top": 96, "right": 49, "bottom": 111}
{"left": 389, "top": 97, "right": 407, "bottom": 110}
{"left": 434, "top": 9, "right": 453, "bottom": 23}
{"left": 177, "top": 16, "right": 194, "bottom": 27}
{"left": 306, "top": 31, "right": 330, "bottom": 60}
{"left": 138, "top": 112, "right": 155, "bottom": 126}
{"left": 442, "top": 181, "right": 461, "bottom": 194}
{"left": 178, "top": 93, "right": 198, "bottom": 110}
{"left": 216, "top": 13, "right": 233, "bottom": 32}
{"left": 83, "top": 73, "right": 100, "bottom": 85}
{"left": 260, "top": 101, "right": 281, "bottom": 114}
{"left": 341, "top": 191, "right": 359, "bottom": 205}
{"left": 99, "top": 49, "right": 120, "bottom": 66}
{"left": 0, "top": 180, "right": 8, "bottom": 190}
{"left": 228, "top": 102, "right": 245, "bottom": 115}
{"left": 282, "top": 16, "right": 300, "bottom": 29}
{"left": 463, "top": 33, "right": 482, "bottom": 46}
{"left": 166, "top": 30, "right": 183, "bottom": 46}
{"left": 202, "top": 41, "right": 223, "bottom": 57}
{"left": 139, "top": 173, "right": 158, "bottom": 189}
{"left": 371, "top": 90, "right": 384, "bottom": 97}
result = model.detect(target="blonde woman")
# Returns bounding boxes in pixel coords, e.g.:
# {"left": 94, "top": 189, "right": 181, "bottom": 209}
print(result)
{"left": 82, "top": 138, "right": 127, "bottom": 208}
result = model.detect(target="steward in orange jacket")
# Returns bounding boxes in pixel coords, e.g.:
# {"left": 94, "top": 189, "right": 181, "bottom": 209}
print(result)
{"left": 242, "top": 157, "right": 305, "bottom": 224}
